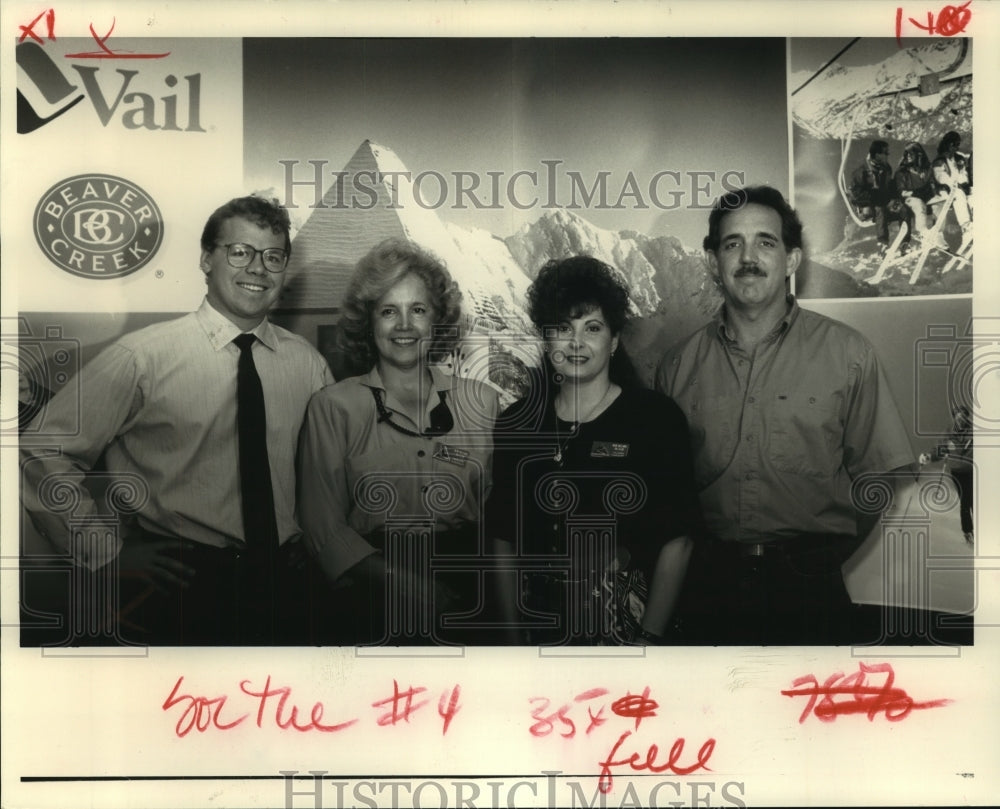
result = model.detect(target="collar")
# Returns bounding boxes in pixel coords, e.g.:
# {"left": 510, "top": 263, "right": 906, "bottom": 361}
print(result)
{"left": 196, "top": 298, "right": 278, "bottom": 352}
{"left": 358, "top": 364, "right": 455, "bottom": 422}
{"left": 358, "top": 364, "right": 456, "bottom": 395}
{"left": 714, "top": 295, "right": 799, "bottom": 346}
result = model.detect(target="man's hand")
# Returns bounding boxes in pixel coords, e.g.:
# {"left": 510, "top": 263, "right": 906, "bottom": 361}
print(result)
{"left": 114, "top": 539, "right": 196, "bottom": 591}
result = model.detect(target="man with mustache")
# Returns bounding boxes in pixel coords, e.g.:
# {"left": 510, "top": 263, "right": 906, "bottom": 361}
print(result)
{"left": 656, "top": 186, "right": 914, "bottom": 645}
{"left": 20, "top": 195, "right": 333, "bottom": 645}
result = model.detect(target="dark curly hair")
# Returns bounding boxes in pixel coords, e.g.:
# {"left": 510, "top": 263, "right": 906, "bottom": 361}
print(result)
{"left": 338, "top": 238, "right": 463, "bottom": 371}
{"left": 703, "top": 185, "right": 803, "bottom": 252}
{"left": 527, "top": 256, "right": 631, "bottom": 336}
{"left": 527, "top": 255, "right": 640, "bottom": 390}
{"left": 200, "top": 195, "right": 292, "bottom": 256}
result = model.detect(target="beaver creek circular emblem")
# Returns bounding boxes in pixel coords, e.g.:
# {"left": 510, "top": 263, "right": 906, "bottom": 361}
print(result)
{"left": 33, "top": 174, "right": 164, "bottom": 279}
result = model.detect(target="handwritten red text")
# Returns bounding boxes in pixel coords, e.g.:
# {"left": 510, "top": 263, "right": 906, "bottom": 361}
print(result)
{"left": 781, "top": 662, "right": 951, "bottom": 723}
{"left": 529, "top": 687, "right": 658, "bottom": 739}
{"left": 372, "top": 680, "right": 430, "bottom": 726}
{"left": 18, "top": 9, "right": 56, "bottom": 43}
{"left": 17, "top": 10, "right": 169, "bottom": 58}
{"left": 896, "top": 2, "right": 972, "bottom": 44}
{"left": 530, "top": 687, "right": 715, "bottom": 795}
{"left": 597, "top": 732, "right": 716, "bottom": 794}
{"left": 65, "top": 18, "right": 171, "bottom": 60}
{"left": 162, "top": 676, "right": 461, "bottom": 738}
{"left": 240, "top": 676, "right": 358, "bottom": 733}
{"left": 162, "top": 676, "right": 248, "bottom": 738}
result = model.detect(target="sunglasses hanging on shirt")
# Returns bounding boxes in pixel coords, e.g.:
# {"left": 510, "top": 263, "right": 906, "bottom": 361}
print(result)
{"left": 370, "top": 388, "right": 455, "bottom": 438}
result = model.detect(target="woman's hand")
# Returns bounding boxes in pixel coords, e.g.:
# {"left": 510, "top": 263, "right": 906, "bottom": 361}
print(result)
{"left": 639, "top": 534, "right": 693, "bottom": 639}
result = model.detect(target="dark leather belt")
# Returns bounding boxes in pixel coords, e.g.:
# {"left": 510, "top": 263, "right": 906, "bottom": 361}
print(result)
{"left": 128, "top": 525, "right": 303, "bottom": 569}
{"left": 714, "top": 533, "right": 862, "bottom": 575}
{"left": 719, "top": 540, "right": 786, "bottom": 558}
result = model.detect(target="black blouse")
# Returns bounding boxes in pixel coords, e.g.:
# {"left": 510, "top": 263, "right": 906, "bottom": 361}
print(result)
{"left": 486, "top": 386, "right": 702, "bottom": 577}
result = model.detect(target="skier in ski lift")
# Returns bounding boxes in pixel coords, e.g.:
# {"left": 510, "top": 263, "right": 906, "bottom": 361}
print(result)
{"left": 931, "top": 131, "right": 973, "bottom": 239}
{"left": 895, "top": 142, "right": 943, "bottom": 246}
{"left": 849, "top": 140, "right": 912, "bottom": 253}
{"left": 936, "top": 130, "right": 972, "bottom": 193}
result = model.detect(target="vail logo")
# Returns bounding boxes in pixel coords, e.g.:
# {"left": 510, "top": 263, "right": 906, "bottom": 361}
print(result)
{"left": 17, "top": 37, "right": 206, "bottom": 135}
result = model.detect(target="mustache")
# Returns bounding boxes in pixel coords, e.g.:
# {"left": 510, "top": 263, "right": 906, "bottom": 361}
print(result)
{"left": 734, "top": 265, "right": 766, "bottom": 277}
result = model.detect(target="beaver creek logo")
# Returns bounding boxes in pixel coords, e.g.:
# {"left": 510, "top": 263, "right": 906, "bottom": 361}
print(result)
{"left": 33, "top": 174, "right": 164, "bottom": 279}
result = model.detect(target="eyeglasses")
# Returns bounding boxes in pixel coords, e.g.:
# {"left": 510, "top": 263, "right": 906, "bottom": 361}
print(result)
{"left": 218, "top": 242, "right": 288, "bottom": 273}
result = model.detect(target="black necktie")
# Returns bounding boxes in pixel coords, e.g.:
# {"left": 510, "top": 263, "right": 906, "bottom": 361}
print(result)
{"left": 233, "top": 334, "right": 280, "bottom": 559}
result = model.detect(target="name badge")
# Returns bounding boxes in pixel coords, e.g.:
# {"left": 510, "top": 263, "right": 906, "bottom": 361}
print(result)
{"left": 434, "top": 443, "right": 470, "bottom": 466}
{"left": 591, "top": 441, "right": 629, "bottom": 458}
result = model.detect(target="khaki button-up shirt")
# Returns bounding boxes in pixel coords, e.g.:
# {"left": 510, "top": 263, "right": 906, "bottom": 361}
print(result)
{"left": 656, "top": 298, "right": 914, "bottom": 543}
{"left": 297, "top": 366, "right": 498, "bottom": 582}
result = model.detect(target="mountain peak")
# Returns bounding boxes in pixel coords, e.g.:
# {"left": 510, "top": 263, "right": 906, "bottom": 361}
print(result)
{"left": 279, "top": 140, "right": 534, "bottom": 332}
{"left": 278, "top": 139, "right": 720, "bottom": 389}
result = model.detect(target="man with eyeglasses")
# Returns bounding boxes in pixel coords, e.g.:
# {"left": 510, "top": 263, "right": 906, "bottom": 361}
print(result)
{"left": 20, "top": 195, "right": 333, "bottom": 645}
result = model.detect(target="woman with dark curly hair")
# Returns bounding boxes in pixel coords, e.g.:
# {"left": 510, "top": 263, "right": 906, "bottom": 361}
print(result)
{"left": 486, "top": 256, "right": 701, "bottom": 645}
{"left": 298, "top": 238, "right": 498, "bottom": 644}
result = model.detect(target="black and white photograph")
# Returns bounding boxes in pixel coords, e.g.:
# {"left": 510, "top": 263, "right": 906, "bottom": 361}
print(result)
{"left": 791, "top": 37, "right": 973, "bottom": 297}
{"left": 2, "top": 2, "right": 997, "bottom": 808}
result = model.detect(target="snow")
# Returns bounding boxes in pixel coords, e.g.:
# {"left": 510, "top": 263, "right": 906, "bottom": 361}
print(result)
{"left": 792, "top": 40, "right": 972, "bottom": 142}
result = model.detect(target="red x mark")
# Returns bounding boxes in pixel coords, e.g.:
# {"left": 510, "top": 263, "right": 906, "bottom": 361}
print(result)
{"left": 18, "top": 9, "right": 56, "bottom": 43}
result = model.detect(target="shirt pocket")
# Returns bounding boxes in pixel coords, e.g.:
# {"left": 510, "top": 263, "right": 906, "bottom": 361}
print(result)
{"left": 767, "top": 392, "right": 843, "bottom": 478}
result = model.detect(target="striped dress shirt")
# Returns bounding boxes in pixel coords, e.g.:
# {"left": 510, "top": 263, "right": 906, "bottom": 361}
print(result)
{"left": 20, "top": 299, "right": 333, "bottom": 569}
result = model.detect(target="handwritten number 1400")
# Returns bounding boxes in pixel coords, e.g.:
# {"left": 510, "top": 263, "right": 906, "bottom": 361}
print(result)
{"left": 896, "top": 2, "right": 972, "bottom": 43}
